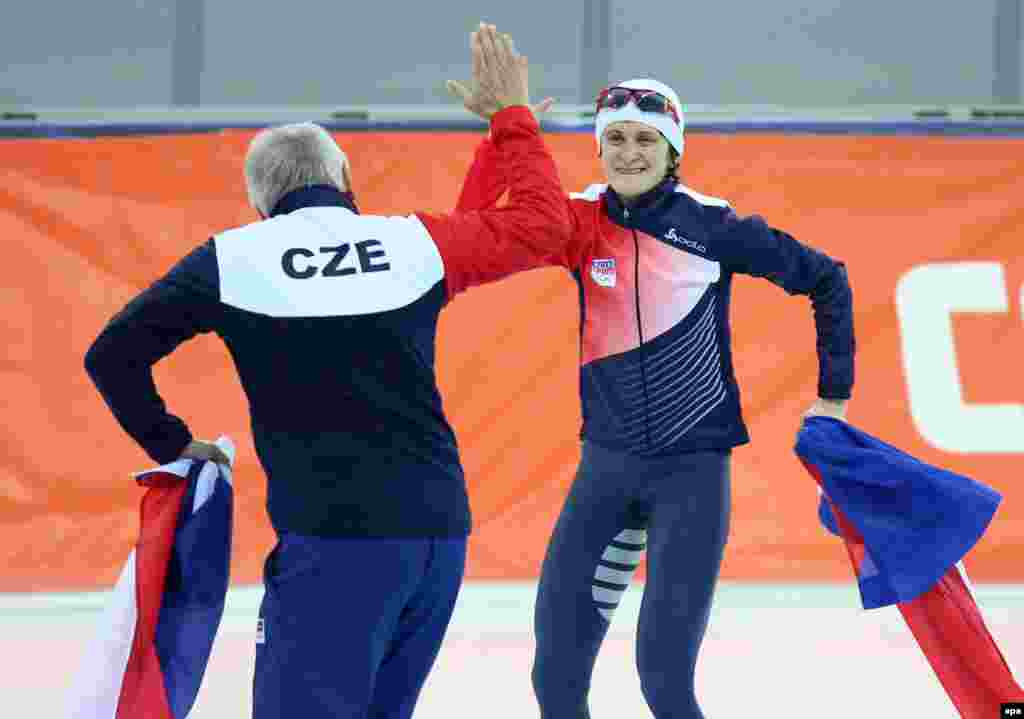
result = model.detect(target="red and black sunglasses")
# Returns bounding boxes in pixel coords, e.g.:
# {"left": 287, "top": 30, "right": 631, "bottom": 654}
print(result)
{"left": 595, "top": 86, "right": 681, "bottom": 124}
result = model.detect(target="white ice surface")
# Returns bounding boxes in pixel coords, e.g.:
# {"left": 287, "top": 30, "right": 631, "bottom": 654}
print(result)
{"left": 5, "top": 581, "right": 1023, "bottom": 718}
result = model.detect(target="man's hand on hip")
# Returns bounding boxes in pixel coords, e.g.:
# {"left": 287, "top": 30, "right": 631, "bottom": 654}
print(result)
{"left": 180, "top": 439, "right": 231, "bottom": 465}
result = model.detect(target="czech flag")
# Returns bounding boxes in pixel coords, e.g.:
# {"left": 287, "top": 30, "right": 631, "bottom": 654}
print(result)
{"left": 68, "top": 436, "right": 234, "bottom": 719}
{"left": 795, "top": 417, "right": 1024, "bottom": 717}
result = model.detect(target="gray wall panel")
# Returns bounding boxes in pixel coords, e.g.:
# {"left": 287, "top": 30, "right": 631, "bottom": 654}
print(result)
{"left": 995, "top": 0, "right": 1022, "bottom": 103}
{"left": 1, "top": 1, "right": 1019, "bottom": 109}
{"left": 199, "top": 3, "right": 583, "bottom": 105}
{"left": 0, "top": 2, "right": 176, "bottom": 107}
{"left": 609, "top": 1, "right": 999, "bottom": 105}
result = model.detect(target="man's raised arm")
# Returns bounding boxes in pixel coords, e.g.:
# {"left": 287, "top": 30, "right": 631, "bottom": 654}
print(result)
{"left": 416, "top": 24, "right": 573, "bottom": 299}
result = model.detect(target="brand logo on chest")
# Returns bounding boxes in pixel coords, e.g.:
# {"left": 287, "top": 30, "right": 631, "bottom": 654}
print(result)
{"left": 664, "top": 227, "right": 707, "bottom": 254}
{"left": 590, "top": 258, "right": 617, "bottom": 287}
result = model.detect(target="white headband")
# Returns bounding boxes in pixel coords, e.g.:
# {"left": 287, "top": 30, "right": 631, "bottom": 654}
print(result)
{"left": 594, "top": 78, "right": 685, "bottom": 157}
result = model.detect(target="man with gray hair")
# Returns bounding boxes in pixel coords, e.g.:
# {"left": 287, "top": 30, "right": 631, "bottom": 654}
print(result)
{"left": 244, "top": 121, "right": 353, "bottom": 218}
{"left": 85, "top": 23, "right": 570, "bottom": 719}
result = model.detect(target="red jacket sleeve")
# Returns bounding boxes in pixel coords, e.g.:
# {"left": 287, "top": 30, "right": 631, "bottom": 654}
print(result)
{"left": 455, "top": 134, "right": 507, "bottom": 213}
{"left": 417, "top": 106, "right": 573, "bottom": 300}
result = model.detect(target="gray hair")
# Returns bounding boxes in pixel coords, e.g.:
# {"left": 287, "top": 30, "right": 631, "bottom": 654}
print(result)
{"left": 244, "top": 122, "right": 349, "bottom": 216}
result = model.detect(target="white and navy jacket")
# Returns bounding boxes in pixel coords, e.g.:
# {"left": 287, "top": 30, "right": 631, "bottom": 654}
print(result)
{"left": 458, "top": 144, "right": 855, "bottom": 456}
{"left": 85, "top": 106, "right": 571, "bottom": 537}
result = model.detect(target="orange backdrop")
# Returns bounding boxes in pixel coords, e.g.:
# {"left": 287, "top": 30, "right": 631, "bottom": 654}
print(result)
{"left": 1, "top": 129, "right": 1021, "bottom": 591}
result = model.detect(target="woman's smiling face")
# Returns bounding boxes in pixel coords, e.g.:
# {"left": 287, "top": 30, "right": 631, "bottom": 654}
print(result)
{"left": 600, "top": 121, "right": 672, "bottom": 201}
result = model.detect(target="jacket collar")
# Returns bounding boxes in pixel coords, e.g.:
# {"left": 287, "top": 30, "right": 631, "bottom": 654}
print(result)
{"left": 603, "top": 176, "right": 676, "bottom": 226}
{"left": 269, "top": 184, "right": 359, "bottom": 218}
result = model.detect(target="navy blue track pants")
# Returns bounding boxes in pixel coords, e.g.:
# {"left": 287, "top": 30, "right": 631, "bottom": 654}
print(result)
{"left": 253, "top": 532, "right": 466, "bottom": 719}
{"left": 532, "top": 442, "right": 730, "bottom": 719}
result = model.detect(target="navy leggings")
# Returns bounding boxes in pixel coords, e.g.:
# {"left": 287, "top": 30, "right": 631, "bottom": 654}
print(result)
{"left": 532, "top": 442, "right": 730, "bottom": 719}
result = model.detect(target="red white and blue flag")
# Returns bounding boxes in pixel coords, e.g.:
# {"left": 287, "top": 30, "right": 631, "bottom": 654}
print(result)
{"left": 796, "top": 417, "right": 1024, "bottom": 717}
{"left": 69, "top": 436, "right": 234, "bottom": 719}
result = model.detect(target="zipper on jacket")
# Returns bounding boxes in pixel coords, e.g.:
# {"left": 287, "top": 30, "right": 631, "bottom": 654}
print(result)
{"left": 631, "top": 228, "right": 652, "bottom": 451}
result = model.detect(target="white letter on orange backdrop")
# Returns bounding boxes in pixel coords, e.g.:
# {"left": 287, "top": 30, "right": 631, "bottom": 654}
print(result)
{"left": 895, "top": 262, "right": 1023, "bottom": 453}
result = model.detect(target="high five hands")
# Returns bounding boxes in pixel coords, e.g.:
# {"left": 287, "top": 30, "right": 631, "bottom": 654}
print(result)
{"left": 447, "top": 22, "right": 554, "bottom": 120}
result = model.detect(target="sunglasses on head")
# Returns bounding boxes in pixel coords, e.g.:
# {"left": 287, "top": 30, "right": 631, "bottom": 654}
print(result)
{"left": 595, "top": 86, "right": 680, "bottom": 124}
